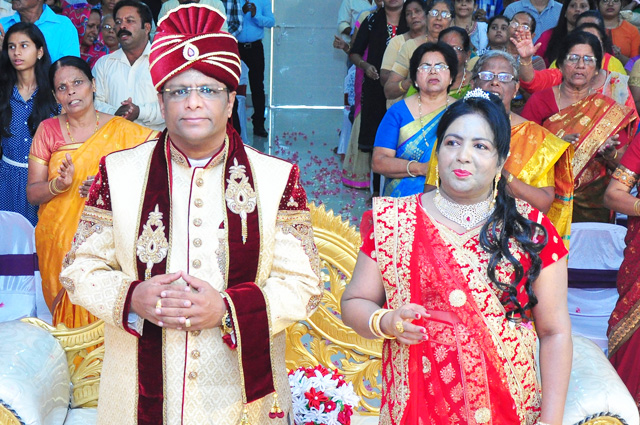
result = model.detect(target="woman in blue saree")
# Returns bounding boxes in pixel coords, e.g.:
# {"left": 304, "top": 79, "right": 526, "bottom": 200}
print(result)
{"left": 372, "top": 41, "right": 458, "bottom": 196}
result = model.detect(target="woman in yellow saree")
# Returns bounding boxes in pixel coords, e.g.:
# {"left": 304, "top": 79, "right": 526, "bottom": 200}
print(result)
{"left": 26, "top": 57, "right": 157, "bottom": 328}
{"left": 473, "top": 51, "right": 574, "bottom": 247}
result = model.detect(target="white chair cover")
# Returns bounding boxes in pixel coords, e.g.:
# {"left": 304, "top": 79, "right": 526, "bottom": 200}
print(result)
{"left": 0, "top": 211, "right": 38, "bottom": 322}
{"left": 567, "top": 222, "right": 627, "bottom": 353}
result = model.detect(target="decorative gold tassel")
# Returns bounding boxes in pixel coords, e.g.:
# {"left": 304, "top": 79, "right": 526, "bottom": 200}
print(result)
{"left": 240, "top": 406, "right": 250, "bottom": 425}
{"left": 435, "top": 166, "right": 440, "bottom": 195}
{"left": 269, "top": 392, "right": 284, "bottom": 419}
{"left": 490, "top": 172, "right": 500, "bottom": 210}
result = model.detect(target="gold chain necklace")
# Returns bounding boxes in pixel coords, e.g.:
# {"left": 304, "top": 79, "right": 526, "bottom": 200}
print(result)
{"left": 66, "top": 111, "right": 100, "bottom": 143}
{"left": 417, "top": 93, "right": 449, "bottom": 141}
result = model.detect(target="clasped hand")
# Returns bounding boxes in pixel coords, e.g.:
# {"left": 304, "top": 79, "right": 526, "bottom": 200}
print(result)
{"left": 131, "top": 270, "right": 226, "bottom": 331}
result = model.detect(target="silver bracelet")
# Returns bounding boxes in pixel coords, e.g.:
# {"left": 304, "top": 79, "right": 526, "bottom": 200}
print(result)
{"left": 406, "top": 160, "right": 418, "bottom": 178}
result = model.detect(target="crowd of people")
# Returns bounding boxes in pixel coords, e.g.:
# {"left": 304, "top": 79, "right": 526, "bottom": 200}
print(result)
{"left": 336, "top": 0, "right": 640, "bottom": 422}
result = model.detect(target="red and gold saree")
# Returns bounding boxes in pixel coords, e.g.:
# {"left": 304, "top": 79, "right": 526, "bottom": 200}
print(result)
{"left": 542, "top": 93, "right": 636, "bottom": 223}
{"left": 360, "top": 195, "right": 568, "bottom": 424}
{"left": 607, "top": 135, "right": 640, "bottom": 406}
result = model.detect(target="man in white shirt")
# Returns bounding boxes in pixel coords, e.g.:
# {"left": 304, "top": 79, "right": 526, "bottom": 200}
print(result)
{"left": 92, "top": 0, "right": 164, "bottom": 131}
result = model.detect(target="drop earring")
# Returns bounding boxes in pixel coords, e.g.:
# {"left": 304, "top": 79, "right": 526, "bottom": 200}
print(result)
{"left": 490, "top": 172, "right": 500, "bottom": 210}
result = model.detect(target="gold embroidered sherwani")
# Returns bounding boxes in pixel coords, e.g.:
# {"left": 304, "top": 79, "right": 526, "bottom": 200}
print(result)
{"left": 60, "top": 137, "right": 322, "bottom": 425}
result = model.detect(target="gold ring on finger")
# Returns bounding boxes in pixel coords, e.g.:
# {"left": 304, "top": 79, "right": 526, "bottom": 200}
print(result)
{"left": 185, "top": 318, "right": 191, "bottom": 328}
{"left": 155, "top": 298, "right": 162, "bottom": 309}
{"left": 395, "top": 320, "right": 405, "bottom": 334}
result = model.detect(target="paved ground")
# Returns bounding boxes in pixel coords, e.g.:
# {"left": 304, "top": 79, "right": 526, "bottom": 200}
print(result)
{"left": 247, "top": 108, "right": 370, "bottom": 228}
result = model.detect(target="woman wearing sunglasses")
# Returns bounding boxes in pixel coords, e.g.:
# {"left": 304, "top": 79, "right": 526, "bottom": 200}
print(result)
{"left": 522, "top": 31, "right": 637, "bottom": 223}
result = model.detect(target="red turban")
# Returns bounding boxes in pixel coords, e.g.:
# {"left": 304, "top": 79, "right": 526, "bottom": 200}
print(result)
{"left": 149, "top": 4, "right": 241, "bottom": 91}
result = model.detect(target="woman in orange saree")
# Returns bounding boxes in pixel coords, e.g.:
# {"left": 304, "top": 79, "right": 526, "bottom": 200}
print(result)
{"left": 27, "top": 57, "right": 157, "bottom": 328}
{"left": 604, "top": 132, "right": 640, "bottom": 406}
{"left": 342, "top": 93, "right": 572, "bottom": 424}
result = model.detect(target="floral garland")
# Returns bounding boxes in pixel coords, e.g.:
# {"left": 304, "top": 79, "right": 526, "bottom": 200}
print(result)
{"left": 288, "top": 365, "right": 360, "bottom": 425}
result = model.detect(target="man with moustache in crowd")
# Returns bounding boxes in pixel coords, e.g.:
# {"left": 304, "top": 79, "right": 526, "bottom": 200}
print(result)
{"left": 92, "top": 0, "right": 165, "bottom": 131}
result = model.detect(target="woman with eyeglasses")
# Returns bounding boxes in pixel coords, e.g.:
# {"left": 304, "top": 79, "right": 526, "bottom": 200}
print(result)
{"left": 438, "top": 26, "right": 473, "bottom": 98}
{"left": 473, "top": 52, "right": 574, "bottom": 246}
{"left": 101, "top": 14, "right": 119, "bottom": 52}
{"left": 521, "top": 32, "right": 637, "bottom": 223}
{"left": 536, "top": 0, "right": 596, "bottom": 67}
{"left": 598, "top": 0, "right": 640, "bottom": 65}
{"left": 383, "top": 0, "right": 453, "bottom": 101}
{"left": 26, "top": 56, "right": 157, "bottom": 328}
{"left": 373, "top": 42, "right": 457, "bottom": 196}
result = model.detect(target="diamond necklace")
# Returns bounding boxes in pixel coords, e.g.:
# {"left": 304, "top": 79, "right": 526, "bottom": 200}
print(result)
{"left": 433, "top": 191, "right": 494, "bottom": 230}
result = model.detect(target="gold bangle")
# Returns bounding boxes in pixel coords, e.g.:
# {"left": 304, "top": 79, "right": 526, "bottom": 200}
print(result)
{"left": 398, "top": 79, "right": 408, "bottom": 93}
{"left": 520, "top": 57, "right": 532, "bottom": 66}
{"left": 634, "top": 199, "right": 640, "bottom": 216}
{"left": 406, "top": 159, "right": 418, "bottom": 177}
{"left": 368, "top": 309, "right": 396, "bottom": 339}
{"left": 49, "top": 177, "right": 70, "bottom": 196}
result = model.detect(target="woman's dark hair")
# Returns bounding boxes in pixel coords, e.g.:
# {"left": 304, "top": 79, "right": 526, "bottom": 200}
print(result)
{"left": 0, "top": 23, "right": 58, "bottom": 139}
{"left": 439, "top": 26, "right": 471, "bottom": 52}
{"left": 557, "top": 30, "right": 603, "bottom": 70}
{"left": 574, "top": 10, "right": 613, "bottom": 55}
{"left": 403, "top": 0, "right": 429, "bottom": 19}
{"left": 435, "top": 92, "right": 547, "bottom": 319}
{"left": 409, "top": 41, "right": 458, "bottom": 90}
{"left": 49, "top": 56, "right": 94, "bottom": 90}
{"left": 428, "top": 0, "right": 456, "bottom": 20}
{"left": 544, "top": 0, "right": 597, "bottom": 64}
{"left": 487, "top": 14, "right": 510, "bottom": 29}
{"left": 113, "top": 0, "right": 153, "bottom": 27}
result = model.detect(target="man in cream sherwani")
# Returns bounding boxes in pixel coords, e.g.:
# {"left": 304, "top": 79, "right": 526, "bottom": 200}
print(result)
{"left": 60, "top": 5, "right": 322, "bottom": 425}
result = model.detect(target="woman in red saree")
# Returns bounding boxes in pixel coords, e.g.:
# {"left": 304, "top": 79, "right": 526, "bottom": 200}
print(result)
{"left": 521, "top": 31, "right": 637, "bottom": 223}
{"left": 604, "top": 132, "right": 640, "bottom": 406}
{"left": 342, "top": 92, "right": 572, "bottom": 424}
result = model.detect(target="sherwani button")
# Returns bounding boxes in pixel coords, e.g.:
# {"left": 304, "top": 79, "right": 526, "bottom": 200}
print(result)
{"left": 191, "top": 330, "right": 201, "bottom": 336}
{"left": 191, "top": 350, "right": 200, "bottom": 359}
{"left": 196, "top": 178, "right": 204, "bottom": 187}
{"left": 194, "top": 198, "right": 203, "bottom": 208}
{"left": 193, "top": 218, "right": 202, "bottom": 227}
{"left": 193, "top": 238, "right": 202, "bottom": 247}
{"left": 192, "top": 259, "right": 202, "bottom": 268}
{"left": 188, "top": 371, "right": 198, "bottom": 380}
